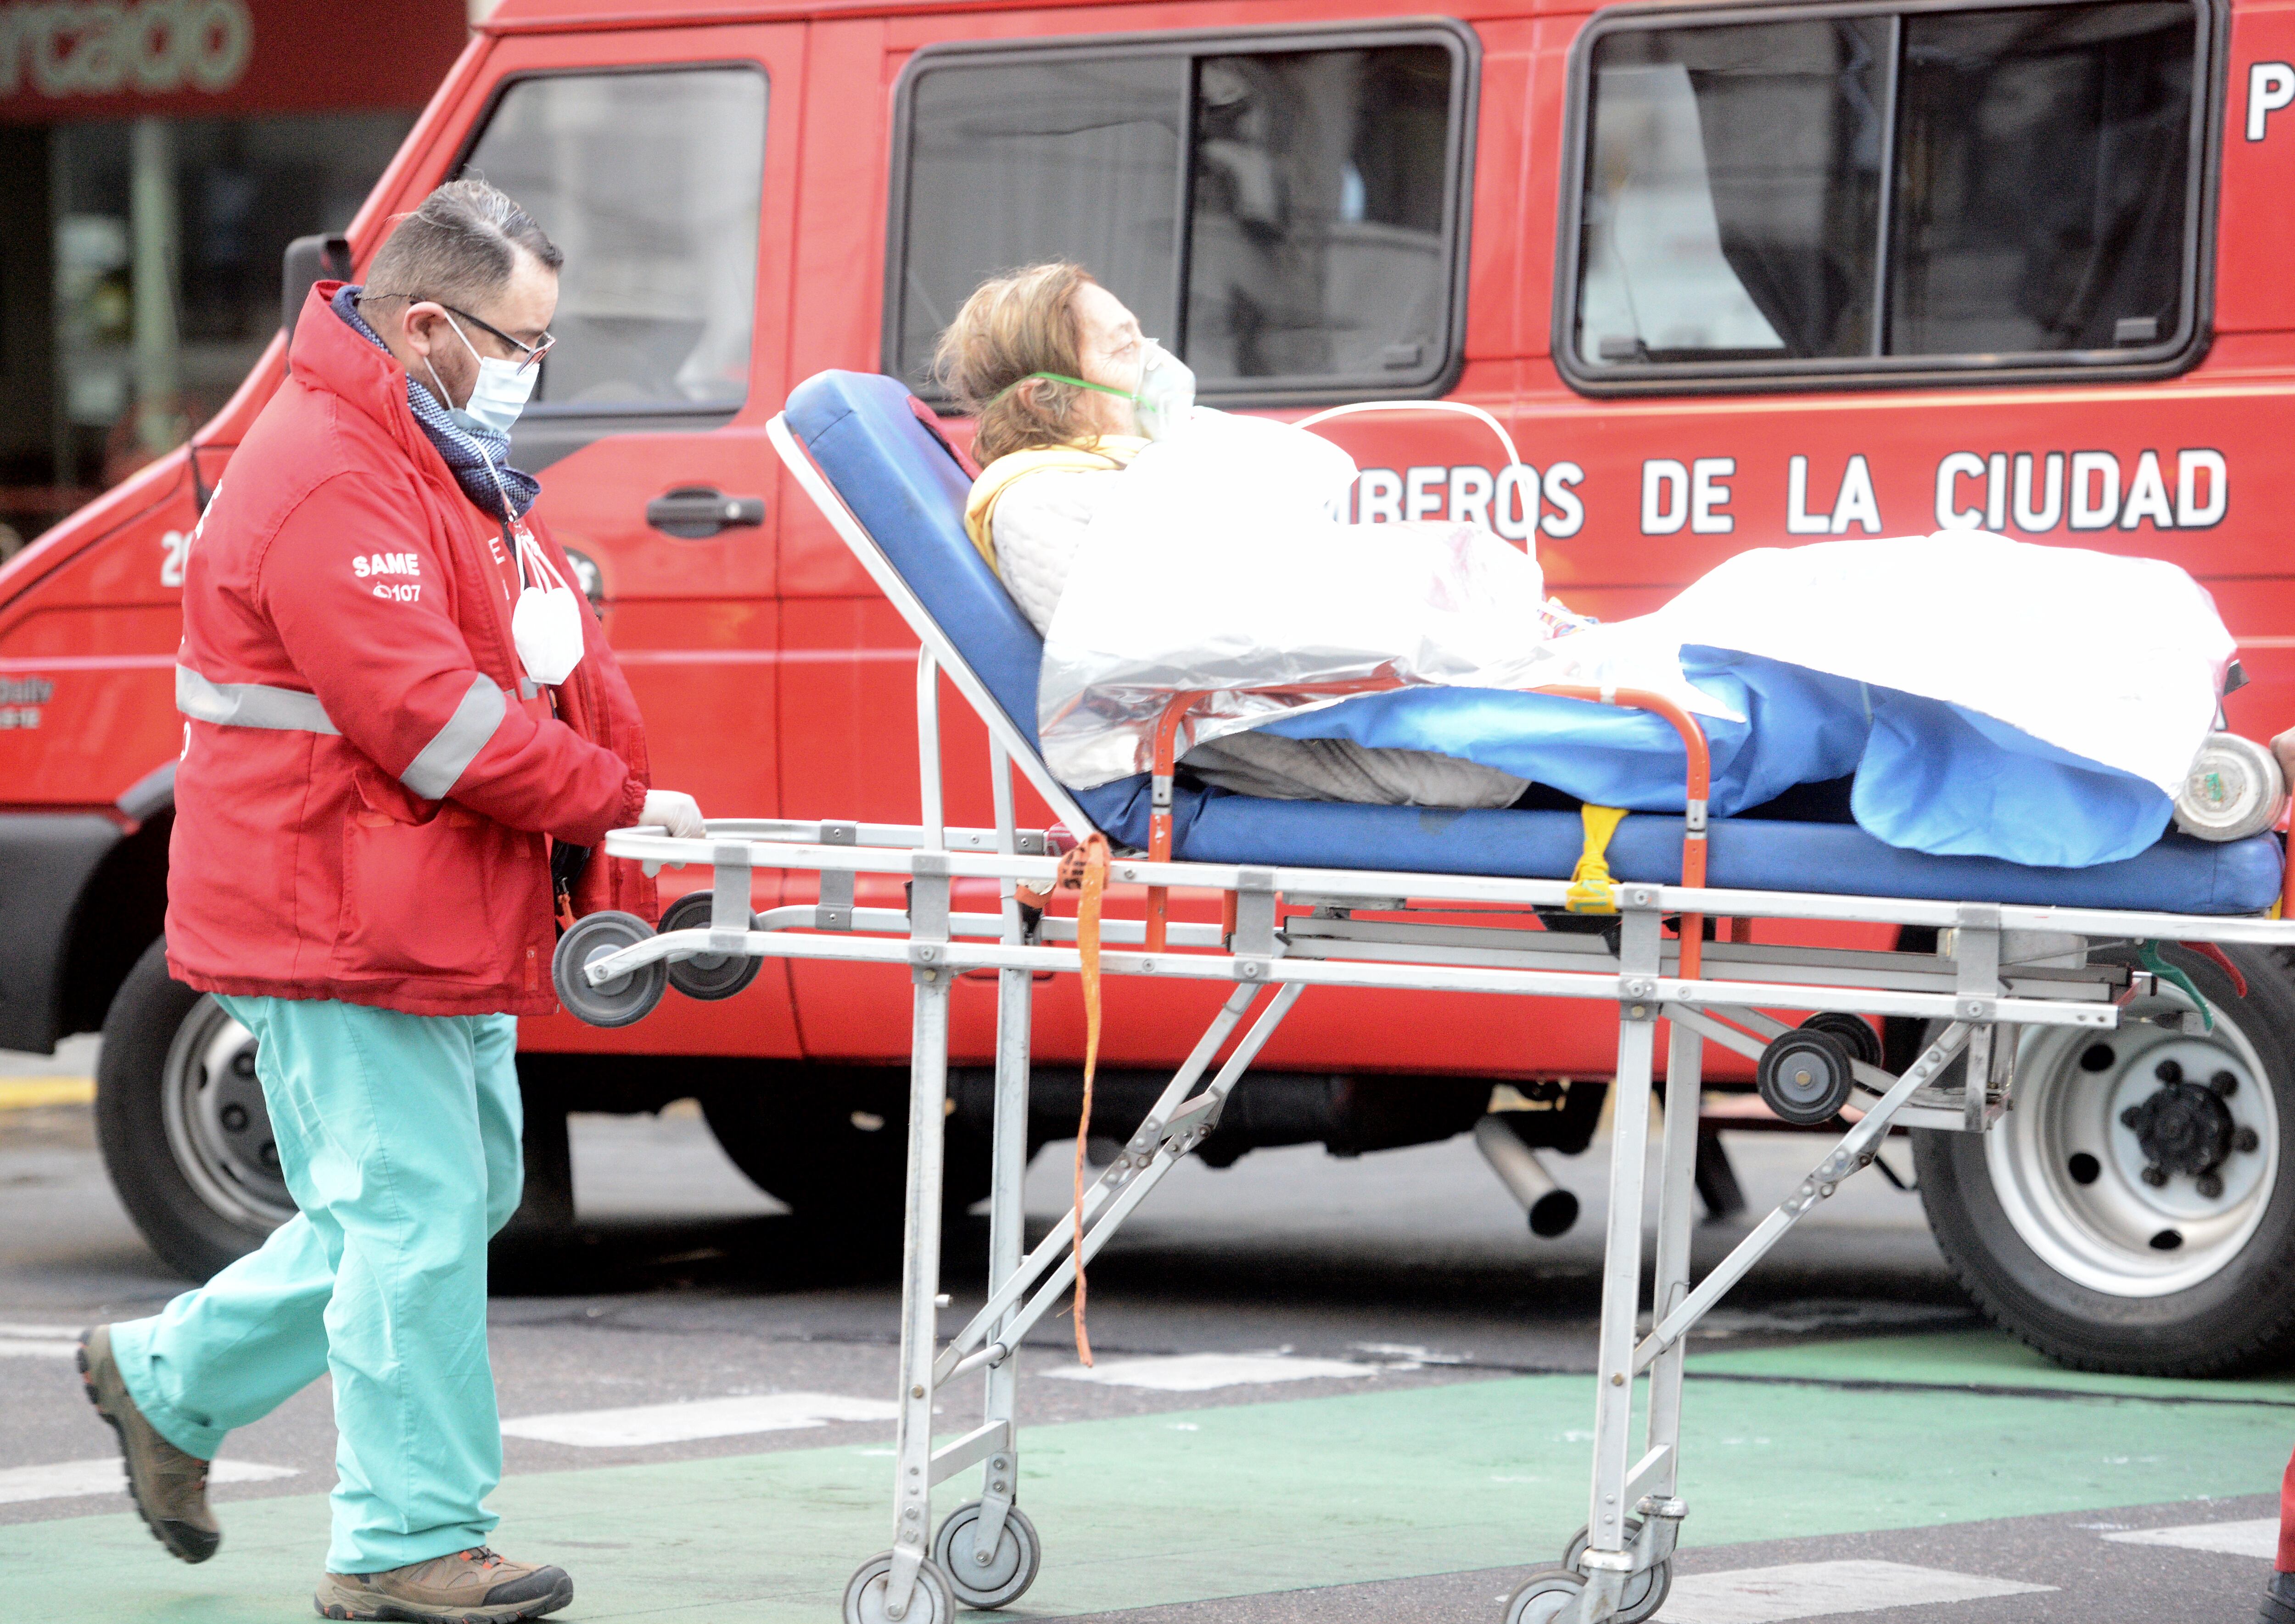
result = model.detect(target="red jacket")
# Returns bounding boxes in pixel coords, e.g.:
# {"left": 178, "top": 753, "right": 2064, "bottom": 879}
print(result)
{"left": 166, "top": 285, "right": 651, "bottom": 1016}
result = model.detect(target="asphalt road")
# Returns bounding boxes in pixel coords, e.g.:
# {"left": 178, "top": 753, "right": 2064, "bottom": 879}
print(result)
{"left": 0, "top": 1037, "right": 2286, "bottom": 1624}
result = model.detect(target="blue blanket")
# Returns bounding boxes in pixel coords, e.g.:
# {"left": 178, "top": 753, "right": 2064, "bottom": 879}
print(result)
{"left": 1251, "top": 647, "right": 2173, "bottom": 869}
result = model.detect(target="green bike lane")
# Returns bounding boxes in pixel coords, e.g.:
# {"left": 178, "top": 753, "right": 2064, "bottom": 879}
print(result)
{"left": 5, "top": 1328, "right": 2289, "bottom": 1622}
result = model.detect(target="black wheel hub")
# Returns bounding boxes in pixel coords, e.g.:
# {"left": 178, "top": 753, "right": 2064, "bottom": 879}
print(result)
{"left": 210, "top": 1043, "right": 281, "bottom": 1177}
{"left": 2121, "top": 1063, "right": 2237, "bottom": 1182}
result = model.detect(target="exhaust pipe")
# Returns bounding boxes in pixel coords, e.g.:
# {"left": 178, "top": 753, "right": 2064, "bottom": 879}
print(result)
{"left": 1474, "top": 1114, "right": 1581, "bottom": 1238}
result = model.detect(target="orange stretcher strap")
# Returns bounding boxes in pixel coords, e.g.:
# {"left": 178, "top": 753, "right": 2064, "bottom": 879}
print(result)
{"left": 1065, "top": 833, "right": 1110, "bottom": 1366}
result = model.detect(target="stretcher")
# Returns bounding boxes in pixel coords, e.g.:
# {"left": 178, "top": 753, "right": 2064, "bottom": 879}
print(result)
{"left": 552, "top": 370, "right": 2295, "bottom": 1624}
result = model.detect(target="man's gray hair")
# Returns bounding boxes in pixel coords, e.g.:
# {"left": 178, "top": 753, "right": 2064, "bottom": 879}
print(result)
{"left": 365, "top": 178, "right": 562, "bottom": 309}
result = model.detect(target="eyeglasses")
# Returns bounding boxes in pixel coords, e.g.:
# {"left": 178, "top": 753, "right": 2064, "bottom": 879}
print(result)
{"left": 361, "top": 292, "right": 555, "bottom": 370}
{"left": 440, "top": 302, "right": 555, "bottom": 370}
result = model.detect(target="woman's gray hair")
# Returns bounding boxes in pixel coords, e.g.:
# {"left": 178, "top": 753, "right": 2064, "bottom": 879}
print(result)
{"left": 364, "top": 178, "right": 562, "bottom": 308}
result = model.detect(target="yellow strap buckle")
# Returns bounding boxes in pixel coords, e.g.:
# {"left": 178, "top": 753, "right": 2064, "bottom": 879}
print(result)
{"left": 1565, "top": 805, "right": 1629, "bottom": 915}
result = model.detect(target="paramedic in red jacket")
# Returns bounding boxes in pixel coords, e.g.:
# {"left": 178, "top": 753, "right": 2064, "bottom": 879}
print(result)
{"left": 73, "top": 180, "right": 701, "bottom": 1624}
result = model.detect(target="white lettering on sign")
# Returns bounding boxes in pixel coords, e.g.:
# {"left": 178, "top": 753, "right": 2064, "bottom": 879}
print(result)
{"left": 1690, "top": 457, "right": 1735, "bottom": 534}
{"left": 1541, "top": 464, "right": 1584, "bottom": 538}
{"left": 1933, "top": 448, "right": 2224, "bottom": 532}
{"left": 2179, "top": 448, "right": 2228, "bottom": 526}
{"left": 0, "top": 677, "right": 47, "bottom": 730}
{"left": 1351, "top": 463, "right": 1584, "bottom": 542}
{"left": 2249, "top": 62, "right": 2295, "bottom": 141}
{"left": 158, "top": 528, "right": 187, "bottom": 588}
{"left": 1357, "top": 468, "right": 1403, "bottom": 525}
{"left": 1447, "top": 465, "right": 1494, "bottom": 529}
{"left": 2068, "top": 451, "right": 2121, "bottom": 531}
{"left": 1788, "top": 454, "right": 1881, "bottom": 534}
{"left": 1493, "top": 464, "right": 1535, "bottom": 539}
{"left": 1786, "top": 456, "right": 1833, "bottom": 535}
{"left": 353, "top": 553, "right": 421, "bottom": 580}
{"left": 0, "top": 0, "right": 252, "bottom": 101}
{"left": 2122, "top": 450, "right": 2174, "bottom": 529}
{"left": 1642, "top": 459, "right": 1687, "bottom": 535}
{"left": 1935, "top": 452, "right": 1985, "bottom": 530}
{"left": 1403, "top": 465, "right": 1446, "bottom": 521}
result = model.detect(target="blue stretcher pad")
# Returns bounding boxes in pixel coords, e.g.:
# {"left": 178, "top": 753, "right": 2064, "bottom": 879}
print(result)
{"left": 785, "top": 370, "right": 2284, "bottom": 916}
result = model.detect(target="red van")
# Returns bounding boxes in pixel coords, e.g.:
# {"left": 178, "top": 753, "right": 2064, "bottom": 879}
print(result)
{"left": 5, "top": 0, "right": 2290, "bottom": 1372}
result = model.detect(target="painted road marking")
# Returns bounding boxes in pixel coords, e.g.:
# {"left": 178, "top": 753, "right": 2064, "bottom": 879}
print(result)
{"left": 0, "top": 1077, "right": 95, "bottom": 1110}
{"left": 2105, "top": 1517, "right": 2277, "bottom": 1558}
{"left": 500, "top": 1393, "right": 900, "bottom": 1447}
{"left": 1662, "top": 1559, "right": 2054, "bottom": 1623}
{"left": 0, "top": 1369, "right": 2283, "bottom": 1624}
{"left": 1045, "top": 1351, "right": 1377, "bottom": 1391}
{"left": 0, "top": 1324, "right": 81, "bottom": 1358}
{"left": 0, "top": 1457, "right": 297, "bottom": 1506}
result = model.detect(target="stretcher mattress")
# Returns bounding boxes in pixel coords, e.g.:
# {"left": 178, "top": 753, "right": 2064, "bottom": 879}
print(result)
{"left": 785, "top": 371, "right": 2284, "bottom": 916}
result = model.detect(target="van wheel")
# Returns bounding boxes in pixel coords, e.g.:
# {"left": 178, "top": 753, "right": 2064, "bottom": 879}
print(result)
{"left": 1914, "top": 942, "right": 2295, "bottom": 1376}
{"left": 95, "top": 939, "right": 293, "bottom": 1281}
{"left": 701, "top": 1067, "right": 994, "bottom": 1222}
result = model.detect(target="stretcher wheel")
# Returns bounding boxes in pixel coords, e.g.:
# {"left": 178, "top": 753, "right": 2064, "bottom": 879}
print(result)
{"left": 552, "top": 910, "right": 666, "bottom": 1029}
{"left": 932, "top": 1501, "right": 1040, "bottom": 1609}
{"left": 841, "top": 1553, "right": 954, "bottom": 1624}
{"left": 1503, "top": 1567, "right": 1586, "bottom": 1624}
{"left": 1800, "top": 1010, "right": 1883, "bottom": 1069}
{"left": 1562, "top": 1520, "right": 1670, "bottom": 1624}
{"left": 658, "top": 890, "right": 762, "bottom": 1002}
{"left": 1757, "top": 1025, "right": 1858, "bottom": 1126}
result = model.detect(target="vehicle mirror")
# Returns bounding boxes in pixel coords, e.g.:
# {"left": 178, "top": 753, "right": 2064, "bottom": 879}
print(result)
{"left": 280, "top": 234, "right": 354, "bottom": 364}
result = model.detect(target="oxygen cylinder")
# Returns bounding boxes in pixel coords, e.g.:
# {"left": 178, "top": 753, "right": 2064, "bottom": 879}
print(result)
{"left": 2174, "top": 732, "right": 2287, "bottom": 842}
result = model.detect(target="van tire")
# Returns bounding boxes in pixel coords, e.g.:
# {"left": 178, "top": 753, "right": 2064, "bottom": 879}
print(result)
{"left": 701, "top": 1067, "right": 995, "bottom": 1222}
{"left": 96, "top": 940, "right": 582, "bottom": 1282}
{"left": 95, "top": 939, "right": 289, "bottom": 1281}
{"left": 1913, "top": 942, "right": 2295, "bottom": 1376}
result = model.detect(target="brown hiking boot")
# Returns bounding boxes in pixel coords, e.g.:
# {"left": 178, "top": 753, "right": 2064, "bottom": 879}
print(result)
{"left": 314, "top": 1547, "right": 573, "bottom": 1623}
{"left": 77, "top": 1324, "right": 220, "bottom": 1563}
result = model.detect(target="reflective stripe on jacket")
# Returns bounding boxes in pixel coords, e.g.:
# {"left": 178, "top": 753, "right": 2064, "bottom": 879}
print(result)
{"left": 165, "top": 283, "right": 650, "bottom": 1016}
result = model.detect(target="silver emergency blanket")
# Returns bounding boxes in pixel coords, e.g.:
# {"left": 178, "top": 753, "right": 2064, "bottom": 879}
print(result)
{"left": 1037, "top": 412, "right": 2238, "bottom": 868}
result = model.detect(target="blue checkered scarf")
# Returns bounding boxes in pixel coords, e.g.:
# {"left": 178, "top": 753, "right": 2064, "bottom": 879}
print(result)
{"left": 332, "top": 284, "right": 540, "bottom": 523}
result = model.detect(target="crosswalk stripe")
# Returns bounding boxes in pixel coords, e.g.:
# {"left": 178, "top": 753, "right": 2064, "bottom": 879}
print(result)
{"left": 1044, "top": 1351, "right": 1376, "bottom": 1392}
{"left": 2105, "top": 1518, "right": 2277, "bottom": 1559}
{"left": 0, "top": 1458, "right": 296, "bottom": 1506}
{"left": 1661, "top": 1559, "right": 2053, "bottom": 1624}
{"left": 500, "top": 1393, "right": 899, "bottom": 1447}
{"left": 0, "top": 1325, "right": 80, "bottom": 1358}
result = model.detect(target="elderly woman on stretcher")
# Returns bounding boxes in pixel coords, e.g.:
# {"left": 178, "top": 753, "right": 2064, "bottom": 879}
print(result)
{"left": 937, "top": 263, "right": 2282, "bottom": 874}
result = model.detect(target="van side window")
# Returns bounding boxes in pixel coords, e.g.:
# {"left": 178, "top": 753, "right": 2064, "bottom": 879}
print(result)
{"left": 458, "top": 68, "right": 767, "bottom": 412}
{"left": 888, "top": 29, "right": 1473, "bottom": 402}
{"left": 1564, "top": 0, "right": 2205, "bottom": 389}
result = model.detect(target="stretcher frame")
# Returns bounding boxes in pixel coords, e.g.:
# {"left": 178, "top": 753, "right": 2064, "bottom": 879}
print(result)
{"left": 554, "top": 411, "right": 2295, "bottom": 1624}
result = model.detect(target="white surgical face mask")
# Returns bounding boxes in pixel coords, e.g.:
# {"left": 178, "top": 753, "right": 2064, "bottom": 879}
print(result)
{"left": 432, "top": 312, "right": 539, "bottom": 436}
{"left": 509, "top": 525, "right": 587, "bottom": 687}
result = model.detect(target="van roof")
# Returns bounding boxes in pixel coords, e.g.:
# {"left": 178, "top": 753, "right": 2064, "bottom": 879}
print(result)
{"left": 481, "top": 0, "right": 1608, "bottom": 32}
{"left": 485, "top": 0, "right": 1165, "bottom": 29}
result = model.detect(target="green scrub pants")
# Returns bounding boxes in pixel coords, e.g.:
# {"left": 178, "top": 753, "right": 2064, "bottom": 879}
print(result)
{"left": 110, "top": 997, "right": 524, "bottom": 1575}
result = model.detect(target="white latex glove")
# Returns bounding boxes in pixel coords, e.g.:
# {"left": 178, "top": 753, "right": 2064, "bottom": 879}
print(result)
{"left": 640, "top": 789, "right": 705, "bottom": 839}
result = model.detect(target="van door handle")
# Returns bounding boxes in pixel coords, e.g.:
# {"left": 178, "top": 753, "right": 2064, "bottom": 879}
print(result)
{"left": 645, "top": 487, "right": 766, "bottom": 538}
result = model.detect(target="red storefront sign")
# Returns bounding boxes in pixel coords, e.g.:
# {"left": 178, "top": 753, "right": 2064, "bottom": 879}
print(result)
{"left": 0, "top": 0, "right": 466, "bottom": 120}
